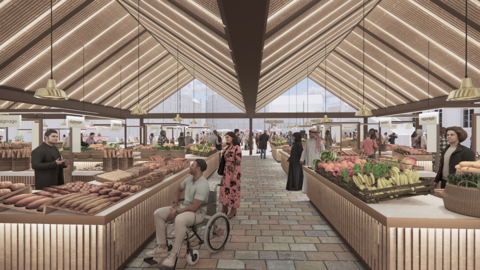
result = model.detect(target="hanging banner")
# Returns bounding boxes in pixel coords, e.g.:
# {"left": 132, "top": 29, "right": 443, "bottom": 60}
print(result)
{"left": 405, "top": 123, "right": 414, "bottom": 130}
{"left": 97, "top": 127, "right": 104, "bottom": 132}
{"left": 389, "top": 124, "right": 398, "bottom": 129}
{"left": 419, "top": 112, "right": 439, "bottom": 125}
{"left": 379, "top": 117, "right": 392, "bottom": 128}
{"left": 110, "top": 120, "right": 123, "bottom": 132}
{"left": 0, "top": 115, "right": 21, "bottom": 127}
{"left": 66, "top": 116, "right": 84, "bottom": 128}
{"left": 161, "top": 126, "right": 168, "bottom": 131}
{"left": 342, "top": 124, "right": 355, "bottom": 130}
{"left": 150, "top": 125, "right": 160, "bottom": 132}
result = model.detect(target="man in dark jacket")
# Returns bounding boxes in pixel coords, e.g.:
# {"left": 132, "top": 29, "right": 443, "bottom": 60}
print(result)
{"left": 434, "top": 126, "right": 475, "bottom": 188}
{"left": 32, "top": 129, "right": 72, "bottom": 190}
{"left": 259, "top": 130, "right": 270, "bottom": 159}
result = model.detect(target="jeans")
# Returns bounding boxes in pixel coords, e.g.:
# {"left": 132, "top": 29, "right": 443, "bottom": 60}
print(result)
{"left": 367, "top": 154, "right": 375, "bottom": 159}
{"left": 260, "top": 149, "right": 266, "bottom": 159}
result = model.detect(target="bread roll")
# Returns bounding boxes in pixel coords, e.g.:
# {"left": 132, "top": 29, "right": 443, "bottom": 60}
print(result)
{"left": 26, "top": 198, "right": 52, "bottom": 209}
{"left": 0, "top": 181, "right": 12, "bottom": 189}
{"left": 15, "top": 196, "right": 45, "bottom": 207}
{"left": 87, "top": 201, "right": 111, "bottom": 214}
{"left": 0, "top": 189, "right": 12, "bottom": 196}
{"left": 10, "top": 183, "right": 26, "bottom": 191}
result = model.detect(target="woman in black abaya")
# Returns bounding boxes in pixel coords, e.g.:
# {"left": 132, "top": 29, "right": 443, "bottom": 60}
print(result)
{"left": 286, "top": 132, "right": 304, "bottom": 191}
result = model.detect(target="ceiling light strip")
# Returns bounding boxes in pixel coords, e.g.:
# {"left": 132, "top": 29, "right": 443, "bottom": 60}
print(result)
{"left": 140, "top": 75, "right": 193, "bottom": 111}
{"left": 0, "top": 1, "right": 115, "bottom": 85}
{"left": 25, "top": 16, "right": 132, "bottom": 90}
{"left": 0, "top": 0, "right": 12, "bottom": 9}
{"left": 68, "top": 36, "right": 153, "bottom": 98}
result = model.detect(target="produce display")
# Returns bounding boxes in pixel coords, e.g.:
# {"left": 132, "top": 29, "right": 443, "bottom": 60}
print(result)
{"left": 141, "top": 145, "right": 154, "bottom": 150}
{"left": 319, "top": 150, "right": 339, "bottom": 162}
{"left": 455, "top": 161, "right": 480, "bottom": 174}
{"left": 273, "top": 138, "right": 288, "bottom": 147}
{"left": 382, "top": 155, "right": 417, "bottom": 170}
{"left": 0, "top": 142, "right": 12, "bottom": 148}
{"left": 0, "top": 182, "right": 26, "bottom": 196}
{"left": 334, "top": 149, "right": 360, "bottom": 156}
{"left": 0, "top": 148, "right": 31, "bottom": 158}
{"left": 189, "top": 145, "right": 217, "bottom": 157}
{"left": 94, "top": 171, "right": 134, "bottom": 182}
{"left": 392, "top": 145, "right": 429, "bottom": 155}
{"left": 171, "top": 146, "right": 184, "bottom": 150}
{"left": 157, "top": 146, "right": 171, "bottom": 151}
{"left": 351, "top": 148, "right": 367, "bottom": 156}
{"left": 447, "top": 171, "right": 480, "bottom": 187}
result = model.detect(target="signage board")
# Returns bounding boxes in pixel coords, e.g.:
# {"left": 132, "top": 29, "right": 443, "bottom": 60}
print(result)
{"left": 110, "top": 120, "right": 123, "bottom": 132}
{"left": 379, "top": 117, "right": 392, "bottom": 128}
{"left": 342, "top": 124, "right": 355, "bottom": 130}
{"left": 97, "top": 127, "right": 104, "bottom": 132}
{"left": 405, "top": 123, "right": 414, "bottom": 130}
{"left": 0, "top": 115, "right": 21, "bottom": 127}
{"left": 419, "top": 112, "right": 439, "bottom": 125}
{"left": 150, "top": 125, "right": 160, "bottom": 132}
{"left": 66, "top": 116, "right": 84, "bottom": 128}
{"left": 389, "top": 124, "right": 398, "bottom": 129}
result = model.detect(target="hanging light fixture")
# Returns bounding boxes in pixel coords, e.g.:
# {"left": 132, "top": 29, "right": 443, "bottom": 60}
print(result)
{"left": 34, "top": 0, "right": 68, "bottom": 100}
{"left": 61, "top": 120, "right": 66, "bottom": 126}
{"left": 190, "top": 66, "right": 198, "bottom": 125}
{"left": 173, "top": 44, "right": 182, "bottom": 122}
{"left": 43, "top": 122, "right": 48, "bottom": 128}
{"left": 355, "top": 0, "right": 373, "bottom": 117}
{"left": 131, "top": 1, "right": 146, "bottom": 115}
{"left": 321, "top": 42, "right": 332, "bottom": 123}
{"left": 203, "top": 79, "right": 209, "bottom": 127}
{"left": 447, "top": 1, "right": 480, "bottom": 101}
{"left": 304, "top": 67, "right": 312, "bottom": 126}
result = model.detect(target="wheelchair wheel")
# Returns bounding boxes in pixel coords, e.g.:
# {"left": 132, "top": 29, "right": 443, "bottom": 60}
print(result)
{"left": 167, "top": 243, "right": 172, "bottom": 252}
{"left": 186, "top": 250, "right": 199, "bottom": 266}
{"left": 204, "top": 213, "right": 230, "bottom": 254}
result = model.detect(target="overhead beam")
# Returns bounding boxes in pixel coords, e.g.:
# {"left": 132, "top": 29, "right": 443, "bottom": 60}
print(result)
{"left": 218, "top": 0, "right": 269, "bottom": 118}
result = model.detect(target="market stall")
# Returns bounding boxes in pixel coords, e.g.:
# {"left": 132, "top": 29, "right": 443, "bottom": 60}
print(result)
{"left": 279, "top": 150, "right": 289, "bottom": 174}
{"left": 0, "top": 168, "right": 190, "bottom": 270}
{"left": 304, "top": 166, "right": 480, "bottom": 269}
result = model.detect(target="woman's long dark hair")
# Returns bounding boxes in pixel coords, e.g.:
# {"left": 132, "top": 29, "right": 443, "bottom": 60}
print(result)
{"left": 225, "top": 132, "right": 240, "bottom": 146}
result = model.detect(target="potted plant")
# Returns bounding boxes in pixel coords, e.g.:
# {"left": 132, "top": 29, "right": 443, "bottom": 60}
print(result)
{"left": 76, "top": 146, "right": 92, "bottom": 159}
{"left": 61, "top": 146, "right": 71, "bottom": 159}
{"left": 156, "top": 145, "right": 171, "bottom": 158}
{"left": 171, "top": 146, "right": 185, "bottom": 159}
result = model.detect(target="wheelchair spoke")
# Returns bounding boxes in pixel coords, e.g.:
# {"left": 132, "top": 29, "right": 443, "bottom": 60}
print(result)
{"left": 207, "top": 215, "right": 229, "bottom": 250}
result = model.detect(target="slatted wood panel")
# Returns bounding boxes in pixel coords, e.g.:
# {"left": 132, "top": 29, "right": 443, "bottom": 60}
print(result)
{"left": 280, "top": 150, "right": 289, "bottom": 174}
{"left": 306, "top": 171, "right": 480, "bottom": 270}
{"left": 0, "top": 173, "right": 185, "bottom": 270}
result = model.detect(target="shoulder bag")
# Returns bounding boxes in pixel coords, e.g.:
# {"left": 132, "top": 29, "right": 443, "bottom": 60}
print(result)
{"left": 217, "top": 148, "right": 227, "bottom": 175}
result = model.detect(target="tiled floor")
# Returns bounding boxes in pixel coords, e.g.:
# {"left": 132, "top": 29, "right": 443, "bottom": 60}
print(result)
{"left": 124, "top": 149, "right": 366, "bottom": 270}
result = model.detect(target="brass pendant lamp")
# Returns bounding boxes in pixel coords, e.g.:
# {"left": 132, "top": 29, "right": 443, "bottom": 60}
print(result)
{"left": 190, "top": 66, "right": 198, "bottom": 125}
{"left": 447, "top": 0, "right": 480, "bottom": 101}
{"left": 34, "top": 0, "right": 68, "bottom": 100}
{"left": 131, "top": 1, "right": 146, "bottom": 115}
{"left": 173, "top": 44, "right": 182, "bottom": 121}
{"left": 203, "top": 79, "right": 210, "bottom": 127}
{"left": 61, "top": 120, "right": 66, "bottom": 126}
{"left": 321, "top": 45, "right": 332, "bottom": 123}
{"left": 355, "top": 0, "right": 373, "bottom": 117}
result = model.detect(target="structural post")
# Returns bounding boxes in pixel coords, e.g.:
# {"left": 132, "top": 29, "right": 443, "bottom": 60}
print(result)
{"left": 249, "top": 118, "right": 252, "bottom": 156}
{"left": 340, "top": 124, "right": 342, "bottom": 152}
{"left": 69, "top": 127, "right": 73, "bottom": 183}
{"left": 140, "top": 118, "right": 144, "bottom": 145}
{"left": 356, "top": 123, "right": 361, "bottom": 149}
{"left": 435, "top": 124, "right": 440, "bottom": 172}
{"left": 415, "top": 118, "right": 421, "bottom": 130}
{"left": 124, "top": 121, "right": 127, "bottom": 149}
{"left": 363, "top": 117, "right": 368, "bottom": 140}
{"left": 378, "top": 125, "right": 382, "bottom": 158}
{"left": 38, "top": 119, "right": 43, "bottom": 146}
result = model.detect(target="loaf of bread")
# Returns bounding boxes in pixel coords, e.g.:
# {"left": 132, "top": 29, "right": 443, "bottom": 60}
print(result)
{"left": 0, "top": 189, "right": 11, "bottom": 196}
{"left": 98, "top": 189, "right": 112, "bottom": 195}
{"left": 120, "top": 193, "right": 129, "bottom": 199}
{"left": 37, "top": 203, "right": 48, "bottom": 212}
{"left": 129, "top": 185, "right": 142, "bottom": 193}
{"left": 49, "top": 193, "right": 78, "bottom": 204}
{"left": 57, "top": 190, "right": 71, "bottom": 195}
{"left": 82, "top": 199, "right": 108, "bottom": 211}
{"left": 80, "top": 190, "right": 90, "bottom": 195}
{"left": 15, "top": 196, "right": 45, "bottom": 207}
{"left": 89, "top": 186, "right": 102, "bottom": 193}
{"left": 10, "top": 183, "right": 26, "bottom": 191}
{"left": 88, "top": 193, "right": 99, "bottom": 197}
{"left": 70, "top": 197, "right": 94, "bottom": 208}
{"left": 42, "top": 187, "right": 58, "bottom": 193}
{"left": 100, "top": 182, "right": 114, "bottom": 188}
{"left": 117, "top": 185, "right": 130, "bottom": 192}
{"left": 35, "top": 191, "right": 52, "bottom": 197}
{"left": 87, "top": 201, "right": 111, "bottom": 214}
{"left": 99, "top": 195, "right": 110, "bottom": 199}
{"left": 50, "top": 193, "right": 63, "bottom": 198}
{"left": 26, "top": 198, "right": 52, "bottom": 209}
{"left": 108, "top": 196, "right": 121, "bottom": 202}
{"left": 108, "top": 190, "right": 121, "bottom": 197}
{"left": 112, "top": 182, "right": 125, "bottom": 189}
{"left": 3, "top": 194, "right": 35, "bottom": 205}
{"left": 0, "top": 181, "right": 12, "bottom": 189}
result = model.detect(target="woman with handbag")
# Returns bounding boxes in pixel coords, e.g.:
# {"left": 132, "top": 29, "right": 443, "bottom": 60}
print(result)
{"left": 218, "top": 132, "right": 242, "bottom": 219}
{"left": 286, "top": 133, "right": 303, "bottom": 191}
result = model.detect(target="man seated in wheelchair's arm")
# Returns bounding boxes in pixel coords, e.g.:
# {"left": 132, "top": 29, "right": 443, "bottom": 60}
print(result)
{"left": 148, "top": 159, "right": 210, "bottom": 268}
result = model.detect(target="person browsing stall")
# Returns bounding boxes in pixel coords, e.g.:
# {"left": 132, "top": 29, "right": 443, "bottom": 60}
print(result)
{"left": 300, "top": 129, "right": 324, "bottom": 193}
{"left": 286, "top": 132, "right": 304, "bottom": 191}
{"left": 157, "top": 130, "right": 168, "bottom": 146}
{"left": 32, "top": 129, "right": 72, "bottom": 190}
{"left": 361, "top": 133, "right": 377, "bottom": 159}
{"left": 85, "top": 132, "right": 96, "bottom": 145}
{"left": 149, "top": 159, "right": 210, "bottom": 268}
{"left": 434, "top": 126, "right": 475, "bottom": 189}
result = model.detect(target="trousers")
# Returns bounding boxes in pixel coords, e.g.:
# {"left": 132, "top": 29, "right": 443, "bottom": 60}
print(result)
{"left": 260, "top": 149, "right": 266, "bottom": 159}
{"left": 153, "top": 205, "right": 204, "bottom": 253}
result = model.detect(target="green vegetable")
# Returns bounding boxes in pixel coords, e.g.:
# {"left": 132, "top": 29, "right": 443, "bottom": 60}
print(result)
{"left": 172, "top": 146, "right": 184, "bottom": 150}
{"left": 372, "top": 165, "right": 381, "bottom": 178}
{"left": 63, "top": 146, "right": 70, "bottom": 151}
{"left": 341, "top": 168, "right": 351, "bottom": 182}
{"left": 363, "top": 162, "right": 372, "bottom": 174}
{"left": 389, "top": 163, "right": 397, "bottom": 168}
{"left": 353, "top": 164, "right": 363, "bottom": 175}
{"left": 313, "top": 159, "right": 321, "bottom": 168}
{"left": 164, "top": 146, "right": 170, "bottom": 151}
{"left": 101, "top": 141, "right": 107, "bottom": 146}
{"left": 81, "top": 146, "right": 92, "bottom": 152}
{"left": 379, "top": 163, "right": 389, "bottom": 177}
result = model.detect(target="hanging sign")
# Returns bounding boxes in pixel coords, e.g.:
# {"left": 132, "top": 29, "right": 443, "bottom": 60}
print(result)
{"left": 342, "top": 124, "right": 355, "bottom": 130}
{"left": 110, "top": 120, "right": 123, "bottom": 132}
{"left": 97, "top": 127, "right": 104, "bottom": 132}
{"left": 150, "top": 125, "right": 160, "bottom": 132}
{"left": 19, "top": 130, "right": 26, "bottom": 134}
{"left": 0, "top": 115, "right": 21, "bottom": 127}
{"left": 27, "top": 130, "right": 32, "bottom": 134}
{"left": 405, "top": 123, "right": 414, "bottom": 130}
{"left": 161, "top": 126, "right": 168, "bottom": 131}
{"left": 389, "top": 124, "right": 398, "bottom": 129}
{"left": 379, "top": 117, "right": 392, "bottom": 128}
{"left": 419, "top": 112, "right": 439, "bottom": 125}
{"left": 66, "top": 116, "right": 84, "bottom": 128}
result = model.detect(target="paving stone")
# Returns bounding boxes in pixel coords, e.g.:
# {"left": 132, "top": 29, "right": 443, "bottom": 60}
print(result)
{"left": 315, "top": 244, "right": 344, "bottom": 252}
{"left": 294, "top": 261, "right": 327, "bottom": 270}
{"left": 216, "top": 259, "right": 245, "bottom": 269}
{"left": 241, "top": 259, "right": 267, "bottom": 270}
{"left": 305, "top": 231, "right": 329, "bottom": 237}
{"left": 312, "top": 225, "right": 333, "bottom": 231}
{"left": 278, "top": 220, "right": 298, "bottom": 225}
{"left": 232, "top": 236, "right": 256, "bottom": 243}
{"left": 246, "top": 229, "right": 262, "bottom": 236}
{"left": 319, "top": 237, "right": 345, "bottom": 244}
{"left": 263, "top": 243, "right": 291, "bottom": 251}
{"left": 235, "top": 251, "right": 259, "bottom": 260}
{"left": 324, "top": 261, "right": 360, "bottom": 269}
{"left": 248, "top": 242, "right": 264, "bottom": 251}
{"left": 211, "top": 251, "right": 235, "bottom": 259}
{"left": 294, "top": 237, "right": 321, "bottom": 243}
{"left": 272, "top": 236, "right": 295, "bottom": 243}
{"left": 283, "top": 231, "right": 305, "bottom": 236}
{"left": 259, "top": 251, "right": 278, "bottom": 260}
{"left": 334, "top": 251, "right": 360, "bottom": 261}
{"left": 277, "top": 251, "right": 307, "bottom": 260}
{"left": 241, "top": 220, "right": 259, "bottom": 225}
{"left": 326, "top": 231, "right": 339, "bottom": 237}
{"left": 305, "top": 251, "right": 338, "bottom": 261}
{"left": 289, "top": 243, "right": 318, "bottom": 251}
{"left": 266, "top": 260, "right": 295, "bottom": 270}
{"left": 262, "top": 230, "right": 284, "bottom": 236}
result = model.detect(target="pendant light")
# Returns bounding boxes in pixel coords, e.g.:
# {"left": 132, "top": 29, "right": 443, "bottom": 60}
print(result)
{"left": 34, "top": 0, "right": 68, "bottom": 100}
{"left": 203, "top": 79, "right": 209, "bottom": 127}
{"left": 61, "top": 120, "right": 66, "bottom": 126}
{"left": 173, "top": 44, "right": 183, "bottom": 121}
{"left": 89, "top": 120, "right": 94, "bottom": 128}
{"left": 43, "top": 121, "right": 48, "bottom": 128}
{"left": 355, "top": 0, "right": 373, "bottom": 117}
{"left": 304, "top": 68, "right": 312, "bottom": 126}
{"left": 131, "top": 0, "right": 146, "bottom": 115}
{"left": 321, "top": 42, "right": 332, "bottom": 123}
{"left": 190, "top": 66, "right": 198, "bottom": 125}
{"left": 447, "top": 0, "right": 480, "bottom": 101}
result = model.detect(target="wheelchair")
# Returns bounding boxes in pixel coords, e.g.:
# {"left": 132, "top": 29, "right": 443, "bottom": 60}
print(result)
{"left": 159, "top": 184, "right": 230, "bottom": 270}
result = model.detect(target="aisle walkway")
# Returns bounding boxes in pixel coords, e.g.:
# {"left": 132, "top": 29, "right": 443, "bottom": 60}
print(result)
{"left": 124, "top": 152, "right": 366, "bottom": 270}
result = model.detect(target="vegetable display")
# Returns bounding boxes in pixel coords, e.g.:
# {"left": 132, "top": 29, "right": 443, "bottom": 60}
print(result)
{"left": 273, "top": 138, "right": 288, "bottom": 147}
{"left": 455, "top": 161, "right": 480, "bottom": 174}
{"left": 447, "top": 172, "right": 480, "bottom": 188}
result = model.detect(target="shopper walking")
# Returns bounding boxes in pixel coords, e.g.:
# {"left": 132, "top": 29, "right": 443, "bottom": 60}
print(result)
{"left": 255, "top": 133, "right": 260, "bottom": 154}
{"left": 184, "top": 132, "right": 194, "bottom": 145}
{"left": 361, "top": 133, "right": 377, "bottom": 159}
{"left": 286, "top": 132, "right": 304, "bottom": 191}
{"left": 300, "top": 129, "right": 324, "bottom": 193}
{"left": 388, "top": 132, "right": 398, "bottom": 144}
{"left": 219, "top": 132, "right": 242, "bottom": 219}
{"left": 288, "top": 131, "right": 293, "bottom": 146}
{"left": 177, "top": 133, "right": 185, "bottom": 147}
{"left": 259, "top": 130, "right": 269, "bottom": 159}
{"left": 434, "top": 127, "right": 475, "bottom": 188}
{"left": 411, "top": 130, "right": 417, "bottom": 148}
{"left": 149, "top": 133, "right": 155, "bottom": 144}
{"left": 325, "top": 130, "right": 333, "bottom": 150}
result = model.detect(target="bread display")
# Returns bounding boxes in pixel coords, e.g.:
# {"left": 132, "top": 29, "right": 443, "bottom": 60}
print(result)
{"left": 3, "top": 194, "right": 35, "bottom": 205}
{"left": 26, "top": 198, "right": 52, "bottom": 209}
{"left": 15, "top": 196, "right": 46, "bottom": 207}
{"left": 10, "top": 183, "right": 26, "bottom": 191}
{"left": 94, "top": 171, "right": 134, "bottom": 182}
{"left": 0, "top": 189, "right": 11, "bottom": 196}
{"left": 0, "top": 181, "right": 12, "bottom": 189}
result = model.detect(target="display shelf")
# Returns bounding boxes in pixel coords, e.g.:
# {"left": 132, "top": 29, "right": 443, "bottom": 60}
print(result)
{"left": 270, "top": 144, "right": 283, "bottom": 163}
{"left": 304, "top": 167, "right": 480, "bottom": 269}
{"left": 279, "top": 150, "right": 289, "bottom": 174}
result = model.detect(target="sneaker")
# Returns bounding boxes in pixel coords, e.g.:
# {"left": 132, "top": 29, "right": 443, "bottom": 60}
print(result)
{"left": 162, "top": 253, "right": 176, "bottom": 268}
{"left": 146, "top": 246, "right": 169, "bottom": 257}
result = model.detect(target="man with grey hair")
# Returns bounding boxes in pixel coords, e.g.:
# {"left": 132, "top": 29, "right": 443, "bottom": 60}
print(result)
{"left": 157, "top": 130, "right": 168, "bottom": 146}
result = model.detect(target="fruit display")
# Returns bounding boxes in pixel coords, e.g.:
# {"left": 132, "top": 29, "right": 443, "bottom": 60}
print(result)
{"left": 319, "top": 150, "right": 339, "bottom": 162}
{"left": 351, "top": 148, "right": 367, "bottom": 156}
{"left": 455, "top": 161, "right": 480, "bottom": 174}
{"left": 273, "top": 138, "right": 288, "bottom": 147}
{"left": 314, "top": 156, "right": 365, "bottom": 177}
{"left": 94, "top": 170, "right": 135, "bottom": 182}
{"left": 0, "top": 142, "right": 13, "bottom": 148}
{"left": 334, "top": 149, "right": 359, "bottom": 156}
{"left": 190, "top": 145, "right": 217, "bottom": 157}
{"left": 383, "top": 155, "right": 417, "bottom": 170}
{"left": 171, "top": 146, "right": 184, "bottom": 150}
{"left": 392, "top": 146, "right": 429, "bottom": 155}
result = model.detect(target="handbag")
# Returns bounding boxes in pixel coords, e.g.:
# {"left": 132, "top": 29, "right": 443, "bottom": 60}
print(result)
{"left": 218, "top": 152, "right": 226, "bottom": 175}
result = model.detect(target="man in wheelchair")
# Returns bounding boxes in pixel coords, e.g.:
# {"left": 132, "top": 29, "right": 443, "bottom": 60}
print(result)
{"left": 147, "top": 159, "right": 210, "bottom": 268}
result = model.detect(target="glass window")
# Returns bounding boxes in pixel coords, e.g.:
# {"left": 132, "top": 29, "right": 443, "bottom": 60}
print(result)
{"left": 463, "top": 109, "right": 474, "bottom": 128}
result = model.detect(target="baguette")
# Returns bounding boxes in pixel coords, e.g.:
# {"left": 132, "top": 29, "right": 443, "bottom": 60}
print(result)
{"left": 15, "top": 196, "right": 45, "bottom": 207}
{"left": 37, "top": 203, "right": 47, "bottom": 212}
{"left": 108, "top": 190, "right": 121, "bottom": 197}
{"left": 70, "top": 197, "right": 94, "bottom": 208}
{"left": 35, "top": 191, "right": 52, "bottom": 197}
{"left": 49, "top": 193, "right": 77, "bottom": 204}
{"left": 112, "top": 182, "right": 124, "bottom": 189}
{"left": 99, "top": 195, "right": 110, "bottom": 199}
{"left": 82, "top": 199, "right": 109, "bottom": 211}
{"left": 57, "top": 190, "right": 71, "bottom": 195}
{"left": 0, "top": 181, "right": 12, "bottom": 189}
{"left": 3, "top": 194, "right": 35, "bottom": 205}
{"left": 87, "top": 201, "right": 111, "bottom": 214}
{"left": 120, "top": 193, "right": 129, "bottom": 199}
{"left": 77, "top": 197, "right": 104, "bottom": 210}
{"left": 0, "top": 189, "right": 12, "bottom": 196}
{"left": 26, "top": 198, "right": 52, "bottom": 209}
{"left": 10, "top": 183, "right": 26, "bottom": 191}
{"left": 100, "top": 182, "right": 114, "bottom": 188}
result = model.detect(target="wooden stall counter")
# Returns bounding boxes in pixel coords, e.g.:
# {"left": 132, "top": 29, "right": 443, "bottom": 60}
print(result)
{"left": 304, "top": 167, "right": 480, "bottom": 270}
{"left": 185, "top": 153, "right": 219, "bottom": 178}
{"left": 279, "top": 150, "right": 290, "bottom": 174}
{"left": 270, "top": 145, "right": 283, "bottom": 163}
{"left": 0, "top": 169, "right": 190, "bottom": 270}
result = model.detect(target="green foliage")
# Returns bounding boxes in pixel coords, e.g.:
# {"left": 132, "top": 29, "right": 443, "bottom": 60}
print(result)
{"left": 372, "top": 165, "right": 381, "bottom": 177}
{"left": 172, "top": 146, "right": 184, "bottom": 150}
{"left": 341, "top": 168, "right": 351, "bottom": 182}
{"left": 389, "top": 163, "right": 397, "bottom": 168}
{"left": 447, "top": 173, "right": 480, "bottom": 188}
{"left": 353, "top": 164, "right": 363, "bottom": 175}
{"left": 63, "top": 146, "right": 70, "bottom": 151}
{"left": 379, "top": 163, "right": 389, "bottom": 177}
{"left": 205, "top": 143, "right": 213, "bottom": 147}
{"left": 363, "top": 162, "right": 372, "bottom": 174}
{"left": 101, "top": 140, "right": 108, "bottom": 145}
{"left": 81, "top": 146, "right": 92, "bottom": 152}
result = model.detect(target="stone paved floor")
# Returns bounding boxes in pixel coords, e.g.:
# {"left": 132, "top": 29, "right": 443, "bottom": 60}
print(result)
{"left": 124, "top": 150, "right": 366, "bottom": 270}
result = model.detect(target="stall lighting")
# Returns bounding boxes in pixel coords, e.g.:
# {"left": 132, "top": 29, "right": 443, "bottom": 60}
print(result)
{"left": 131, "top": 103, "right": 147, "bottom": 115}
{"left": 190, "top": 119, "right": 198, "bottom": 124}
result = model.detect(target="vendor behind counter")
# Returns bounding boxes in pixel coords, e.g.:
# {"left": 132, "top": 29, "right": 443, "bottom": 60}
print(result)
{"left": 434, "top": 126, "right": 475, "bottom": 189}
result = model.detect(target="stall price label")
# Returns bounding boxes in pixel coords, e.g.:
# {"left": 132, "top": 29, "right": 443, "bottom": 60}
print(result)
{"left": 66, "top": 116, "right": 84, "bottom": 128}
{"left": 110, "top": 120, "right": 123, "bottom": 132}
{"left": 419, "top": 112, "right": 439, "bottom": 125}
{"left": 0, "top": 115, "right": 21, "bottom": 127}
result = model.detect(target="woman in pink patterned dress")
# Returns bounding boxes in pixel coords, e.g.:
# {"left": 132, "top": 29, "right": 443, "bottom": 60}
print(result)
{"left": 219, "top": 132, "right": 242, "bottom": 219}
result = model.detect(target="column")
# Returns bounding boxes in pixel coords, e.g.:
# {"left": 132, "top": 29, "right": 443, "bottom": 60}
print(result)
{"left": 249, "top": 118, "right": 252, "bottom": 156}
